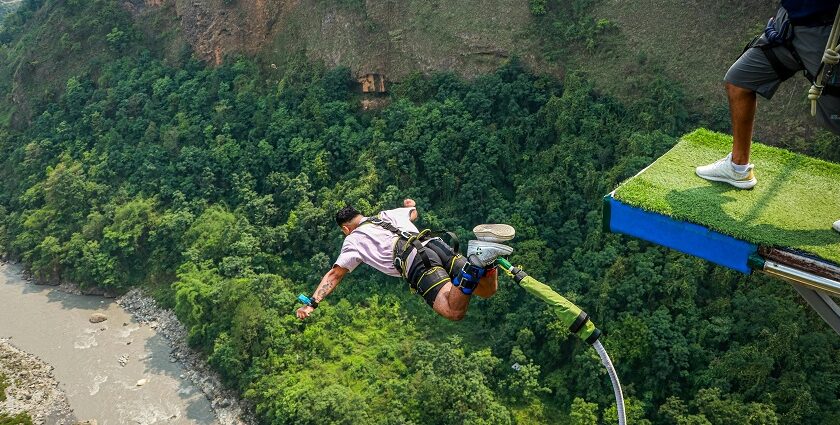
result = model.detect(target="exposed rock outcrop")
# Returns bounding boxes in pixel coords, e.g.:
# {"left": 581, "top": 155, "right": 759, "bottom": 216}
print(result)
{"left": 0, "top": 339, "right": 75, "bottom": 424}
{"left": 132, "top": 0, "right": 543, "bottom": 79}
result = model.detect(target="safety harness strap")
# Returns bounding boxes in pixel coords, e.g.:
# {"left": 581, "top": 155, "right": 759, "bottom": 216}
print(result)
{"left": 362, "top": 217, "right": 434, "bottom": 278}
{"left": 363, "top": 217, "right": 408, "bottom": 236}
{"left": 411, "top": 238, "right": 431, "bottom": 269}
{"left": 761, "top": 44, "right": 799, "bottom": 81}
{"left": 757, "top": 14, "right": 818, "bottom": 84}
{"left": 452, "top": 263, "right": 485, "bottom": 295}
{"left": 363, "top": 216, "right": 460, "bottom": 271}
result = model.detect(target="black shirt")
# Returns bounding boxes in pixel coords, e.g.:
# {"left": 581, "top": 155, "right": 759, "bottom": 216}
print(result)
{"left": 781, "top": 0, "right": 840, "bottom": 21}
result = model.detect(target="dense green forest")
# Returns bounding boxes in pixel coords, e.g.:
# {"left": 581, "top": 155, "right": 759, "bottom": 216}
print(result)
{"left": 0, "top": 1, "right": 19, "bottom": 22}
{"left": 1, "top": 1, "right": 839, "bottom": 424}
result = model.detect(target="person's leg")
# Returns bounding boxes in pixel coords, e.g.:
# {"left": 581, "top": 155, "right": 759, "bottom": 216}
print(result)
{"left": 728, "top": 82, "right": 758, "bottom": 165}
{"left": 431, "top": 281, "right": 471, "bottom": 321}
{"left": 410, "top": 247, "right": 473, "bottom": 321}
{"left": 696, "top": 55, "right": 777, "bottom": 189}
{"left": 473, "top": 267, "right": 498, "bottom": 299}
{"left": 427, "top": 270, "right": 495, "bottom": 320}
{"left": 697, "top": 18, "right": 792, "bottom": 188}
{"left": 423, "top": 260, "right": 496, "bottom": 320}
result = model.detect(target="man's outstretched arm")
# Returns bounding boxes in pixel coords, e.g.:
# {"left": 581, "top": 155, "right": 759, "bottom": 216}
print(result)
{"left": 296, "top": 265, "right": 349, "bottom": 320}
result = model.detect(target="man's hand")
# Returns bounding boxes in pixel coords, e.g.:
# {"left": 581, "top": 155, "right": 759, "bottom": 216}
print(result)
{"left": 296, "top": 266, "right": 348, "bottom": 321}
{"left": 296, "top": 305, "right": 315, "bottom": 320}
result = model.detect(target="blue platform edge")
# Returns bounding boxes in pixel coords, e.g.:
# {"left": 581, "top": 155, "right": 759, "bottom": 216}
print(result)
{"left": 604, "top": 195, "right": 758, "bottom": 274}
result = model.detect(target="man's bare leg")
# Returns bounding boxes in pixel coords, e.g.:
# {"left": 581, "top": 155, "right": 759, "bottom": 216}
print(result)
{"left": 727, "top": 82, "right": 758, "bottom": 165}
{"left": 431, "top": 268, "right": 499, "bottom": 321}
{"left": 432, "top": 282, "right": 471, "bottom": 321}
{"left": 695, "top": 83, "right": 759, "bottom": 188}
{"left": 473, "top": 268, "right": 498, "bottom": 299}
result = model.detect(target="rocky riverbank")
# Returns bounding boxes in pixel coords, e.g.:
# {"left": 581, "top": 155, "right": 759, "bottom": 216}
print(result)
{"left": 117, "top": 290, "right": 254, "bottom": 425}
{"left": 2, "top": 258, "right": 253, "bottom": 424}
{"left": 0, "top": 338, "right": 75, "bottom": 424}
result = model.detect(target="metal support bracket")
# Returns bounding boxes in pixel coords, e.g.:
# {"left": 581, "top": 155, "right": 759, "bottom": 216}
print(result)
{"left": 790, "top": 285, "right": 840, "bottom": 335}
{"left": 754, "top": 258, "right": 840, "bottom": 335}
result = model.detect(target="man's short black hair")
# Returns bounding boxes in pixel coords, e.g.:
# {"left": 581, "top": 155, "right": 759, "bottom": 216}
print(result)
{"left": 335, "top": 205, "right": 361, "bottom": 226}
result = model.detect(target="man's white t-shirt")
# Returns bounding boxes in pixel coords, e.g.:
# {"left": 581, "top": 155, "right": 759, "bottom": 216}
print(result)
{"left": 333, "top": 207, "right": 418, "bottom": 276}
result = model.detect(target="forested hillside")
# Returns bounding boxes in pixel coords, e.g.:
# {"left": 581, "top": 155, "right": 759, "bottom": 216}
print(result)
{"left": 0, "top": 1, "right": 19, "bottom": 20}
{"left": 1, "top": 1, "right": 839, "bottom": 424}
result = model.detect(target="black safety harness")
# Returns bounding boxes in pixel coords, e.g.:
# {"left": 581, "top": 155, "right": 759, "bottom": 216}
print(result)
{"left": 360, "top": 217, "right": 460, "bottom": 283}
{"left": 754, "top": 10, "right": 840, "bottom": 96}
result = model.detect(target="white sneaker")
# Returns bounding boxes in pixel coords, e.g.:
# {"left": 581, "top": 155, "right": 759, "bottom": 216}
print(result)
{"left": 696, "top": 153, "right": 757, "bottom": 189}
{"left": 834, "top": 220, "right": 840, "bottom": 233}
{"left": 467, "top": 240, "right": 513, "bottom": 267}
{"left": 473, "top": 224, "right": 516, "bottom": 243}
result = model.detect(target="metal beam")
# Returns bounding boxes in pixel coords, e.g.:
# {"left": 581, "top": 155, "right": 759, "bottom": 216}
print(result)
{"left": 791, "top": 285, "right": 840, "bottom": 336}
{"left": 759, "top": 260, "right": 840, "bottom": 297}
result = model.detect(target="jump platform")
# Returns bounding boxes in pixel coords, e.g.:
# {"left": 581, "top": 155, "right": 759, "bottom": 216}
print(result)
{"left": 604, "top": 129, "right": 840, "bottom": 334}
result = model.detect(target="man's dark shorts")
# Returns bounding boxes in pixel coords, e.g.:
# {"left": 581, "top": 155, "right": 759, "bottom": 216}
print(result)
{"left": 405, "top": 238, "right": 467, "bottom": 306}
{"left": 725, "top": 7, "right": 840, "bottom": 134}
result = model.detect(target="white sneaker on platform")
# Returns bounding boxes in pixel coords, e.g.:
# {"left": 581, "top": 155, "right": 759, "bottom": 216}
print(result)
{"left": 696, "top": 153, "right": 757, "bottom": 189}
{"left": 473, "top": 224, "right": 516, "bottom": 243}
{"left": 834, "top": 220, "right": 840, "bottom": 233}
{"left": 467, "top": 240, "right": 513, "bottom": 267}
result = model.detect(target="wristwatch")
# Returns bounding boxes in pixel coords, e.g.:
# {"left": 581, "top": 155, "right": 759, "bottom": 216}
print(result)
{"left": 297, "top": 294, "right": 319, "bottom": 309}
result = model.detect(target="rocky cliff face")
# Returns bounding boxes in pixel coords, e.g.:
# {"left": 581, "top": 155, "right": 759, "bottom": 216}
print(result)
{"left": 133, "top": 0, "right": 546, "bottom": 79}
{"left": 172, "top": 0, "right": 286, "bottom": 66}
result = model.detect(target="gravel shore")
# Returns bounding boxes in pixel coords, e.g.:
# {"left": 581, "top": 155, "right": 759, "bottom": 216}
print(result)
{"left": 0, "top": 338, "right": 75, "bottom": 424}
{"left": 3, "top": 257, "right": 254, "bottom": 425}
{"left": 117, "top": 290, "right": 254, "bottom": 425}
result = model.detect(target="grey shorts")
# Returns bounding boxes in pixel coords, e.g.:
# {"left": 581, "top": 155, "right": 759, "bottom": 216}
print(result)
{"left": 725, "top": 7, "right": 840, "bottom": 134}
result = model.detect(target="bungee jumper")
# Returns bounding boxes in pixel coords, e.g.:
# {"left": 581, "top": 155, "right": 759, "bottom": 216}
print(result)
{"left": 695, "top": 0, "right": 840, "bottom": 233}
{"left": 295, "top": 198, "right": 515, "bottom": 321}
{"left": 295, "top": 199, "right": 628, "bottom": 424}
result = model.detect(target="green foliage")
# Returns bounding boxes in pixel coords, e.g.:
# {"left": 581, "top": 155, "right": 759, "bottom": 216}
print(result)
{"left": 105, "top": 26, "right": 129, "bottom": 50}
{"left": 529, "top": 0, "right": 548, "bottom": 17}
{"left": 0, "top": 4, "right": 838, "bottom": 423}
{"left": 570, "top": 397, "right": 598, "bottom": 425}
{"left": 0, "top": 372, "right": 7, "bottom": 402}
{"left": 659, "top": 389, "right": 778, "bottom": 425}
{"left": 0, "top": 412, "right": 33, "bottom": 425}
{"left": 534, "top": 0, "right": 616, "bottom": 57}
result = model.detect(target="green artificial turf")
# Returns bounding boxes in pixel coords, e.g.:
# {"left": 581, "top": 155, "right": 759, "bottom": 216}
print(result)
{"left": 613, "top": 128, "right": 840, "bottom": 265}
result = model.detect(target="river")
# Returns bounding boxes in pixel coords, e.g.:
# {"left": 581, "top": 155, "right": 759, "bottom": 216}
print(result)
{"left": 0, "top": 262, "right": 219, "bottom": 424}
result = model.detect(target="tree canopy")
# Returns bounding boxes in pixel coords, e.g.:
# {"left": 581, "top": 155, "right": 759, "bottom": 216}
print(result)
{"left": 0, "top": 1, "right": 839, "bottom": 424}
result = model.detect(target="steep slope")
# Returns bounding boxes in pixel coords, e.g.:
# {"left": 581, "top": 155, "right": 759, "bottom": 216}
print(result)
{"left": 168, "top": 0, "right": 546, "bottom": 78}
{"left": 0, "top": 0, "right": 187, "bottom": 127}
{"left": 3, "top": 0, "right": 831, "bottom": 145}
{"left": 0, "top": 0, "right": 21, "bottom": 22}
{"left": 152, "top": 0, "right": 821, "bottom": 143}
{"left": 581, "top": 0, "right": 814, "bottom": 144}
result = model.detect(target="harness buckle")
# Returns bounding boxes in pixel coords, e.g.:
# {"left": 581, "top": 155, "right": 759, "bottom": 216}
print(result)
{"left": 393, "top": 256, "right": 405, "bottom": 275}
{"left": 399, "top": 230, "right": 414, "bottom": 239}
